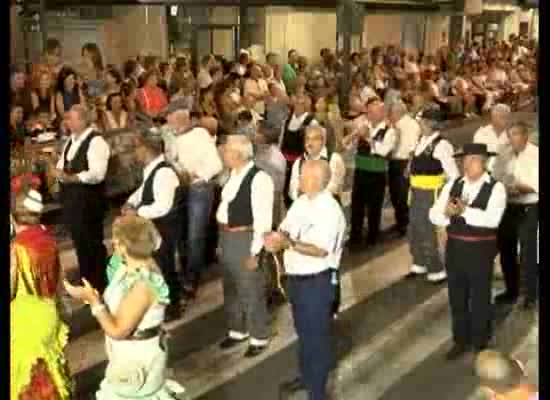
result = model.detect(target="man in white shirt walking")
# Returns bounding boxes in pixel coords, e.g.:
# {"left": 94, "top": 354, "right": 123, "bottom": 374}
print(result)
{"left": 430, "top": 143, "right": 506, "bottom": 360}
{"left": 407, "top": 108, "right": 459, "bottom": 283}
{"left": 387, "top": 100, "right": 421, "bottom": 236}
{"left": 264, "top": 160, "right": 346, "bottom": 400}
{"left": 216, "top": 135, "right": 274, "bottom": 357}
{"left": 164, "top": 105, "right": 223, "bottom": 299}
{"left": 493, "top": 121, "right": 539, "bottom": 309}
{"left": 473, "top": 104, "right": 511, "bottom": 172}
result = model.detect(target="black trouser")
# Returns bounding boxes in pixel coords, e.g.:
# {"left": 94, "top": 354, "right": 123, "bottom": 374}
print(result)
{"left": 283, "top": 161, "right": 294, "bottom": 209}
{"left": 446, "top": 237, "right": 497, "bottom": 349}
{"left": 497, "top": 203, "right": 539, "bottom": 302}
{"left": 62, "top": 186, "right": 107, "bottom": 292}
{"left": 350, "top": 169, "right": 387, "bottom": 244}
{"left": 388, "top": 159, "right": 409, "bottom": 231}
{"left": 153, "top": 221, "right": 181, "bottom": 305}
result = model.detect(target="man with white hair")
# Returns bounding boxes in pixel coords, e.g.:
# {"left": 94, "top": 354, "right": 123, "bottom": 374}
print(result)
{"left": 288, "top": 125, "right": 345, "bottom": 203}
{"left": 164, "top": 104, "right": 223, "bottom": 300}
{"left": 55, "top": 104, "right": 111, "bottom": 291}
{"left": 216, "top": 135, "right": 274, "bottom": 357}
{"left": 388, "top": 100, "right": 421, "bottom": 236}
{"left": 473, "top": 103, "right": 511, "bottom": 171}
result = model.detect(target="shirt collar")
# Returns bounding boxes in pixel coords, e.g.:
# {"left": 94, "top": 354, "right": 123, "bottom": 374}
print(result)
{"left": 370, "top": 121, "right": 387, "bottom": 131}
{"left": 231, "top": 160, "right": 254, "bottom": 178}
{"left": 144, "top": 155, "right": 166, "bottom": 177}
{"left": 71, "top": 126, "right": 93, "bottom": 143}
{"left": 461, "top": 172, "right": 491, "bottom": 185}
{"left": 306, "top": 146, "right": 328, "bottom": 160}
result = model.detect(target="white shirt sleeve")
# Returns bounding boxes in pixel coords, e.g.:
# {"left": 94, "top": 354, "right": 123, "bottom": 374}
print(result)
{"left": 462, "top": 182, "right": 507, "bottom": 228}
{"left": 372, "top": 127, "right": 397, "bottom": 157}
{"left": 327, "top": 153, "right": 346, "bottom": 195}
{"left": 77, "top": 136, "right": 111, "bottom": 184}
{"left": 289, "top": 159, "right": 301, "bottom": 201}
{"left": 305, "top": 212, "right": 344, "bottom": 254}
{"left": 434, "top": 140, "right": 459, "bottom": 181}
{"left": 137, "top": 168, "right": 179, "bottom": 220}
{"left": 126, "top": 185, "right": 142, "bottom": 208}
{"left": 429, "top": 180, "right": 454, "bottom": 227}
{"left": 196, "top": 135, "right": 224, "bottom": 182}
{"left": 251, "top": 172, "right": 274, "bottom": 255}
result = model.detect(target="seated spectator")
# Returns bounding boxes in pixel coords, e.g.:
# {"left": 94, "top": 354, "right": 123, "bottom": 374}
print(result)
{"left": 31, "top": 71, "right": 56, "bottom": 120}
{"left": 55, "top": 67, "right": 85, "bottom": 118}
{"left": 10, "top": 104, "right": 27, "bottom": 148}
{"left": 136, "top": 69, "right": 168, "bottom": 118}
{"left": 10, "top": 66, "right": 34, "bottom": 118}
{"left": 103, "top": 92, "right": 128, "bottom": 130}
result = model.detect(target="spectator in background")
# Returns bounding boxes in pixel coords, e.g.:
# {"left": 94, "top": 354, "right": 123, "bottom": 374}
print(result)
{"left": 55, "top": 67, "right": 85, "bottom": 118}
{"left": 197, "top": 55, "right": 215, "bottom": 89}
{"left": 104, "top": 67, "right": 123, "bottom": 97}
{"left": 122, "top": 59, "right": 140, "bottom": 87}
{"left": 10, "top": 66, "right": 33, "bottom": 118}
{"left": 103, "top": 93, "right": 128, "bottom": 130}
{"left": 136, "top": 69, "right": 168, "bottom": 119}
{"left": 31, "top": 71, "right": 56, "bottom": 119}
{"left": 283, "top": 49, "right": 299, "bottom": 93}
{"left": 10, "top": 104, "right": 27, "bottom": 148}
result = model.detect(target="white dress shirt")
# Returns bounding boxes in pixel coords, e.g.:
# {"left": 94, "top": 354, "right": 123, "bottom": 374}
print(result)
{"left": 288, "top": 147, "right": 346, "bottom": 201}
{"left": 56, "top": 127, "right": 111, "bottom": 184}
{"left": 127, "top": 155, "right": 180, "bottom": 220}
{"left": 392, "top": 114, "right": 421, "bottom": 160}
{"left": 171, "top": 127, "right": 223, "bottom": 183}
{"left": 369, "top": 121, "right": 397, "bottom": 157}
{"left": 493, "top": 142, "right": 539, "bottom": 204}
{"left": 429, "top": 173, "right": 507, "bottom": 229}
{"left": 473, "top": 125, "right": 510, "bottom": 172}
{"left": 280, "top": 190, "right": 346, "bottom": 275}
{"left": 414, "top": 132, "right": 459, "bottom": 180}
{"left": 216, "top": 161, "right": 274, "bottom": 255}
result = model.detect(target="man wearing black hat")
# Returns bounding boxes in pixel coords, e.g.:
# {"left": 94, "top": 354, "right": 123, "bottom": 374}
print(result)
{"left": 123, "top": 130, "right": 184, "bottom": 321}
{"left": 430, "top": 143, "right": 507, "bottom": 360}
{"left": 406, "top": 108, "right": 459, "bottom": 283}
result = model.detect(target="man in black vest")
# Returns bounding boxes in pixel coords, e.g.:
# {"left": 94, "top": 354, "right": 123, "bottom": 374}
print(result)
{"left": 280, "top": 95, "right": 319, "bottom": 207}
{"left": 123, "top": 131, "right": 184, "bottom": 322}
{"left": 347, "top": 98, "right": 396, "bottom": 249}
{"left": 406, "top": 108, "right": 459, "bottom": 283}
{"left": 216, "top": 135, "right": 275, "bottom": 358}
{"left": 430, "top": 143, "right": 507, "bottom": 361}
{"left": 55, "top": 105, "right": 110, "bottom": 292}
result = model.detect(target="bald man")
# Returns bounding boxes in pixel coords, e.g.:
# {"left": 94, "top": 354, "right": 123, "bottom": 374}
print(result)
{"left": 264, "top": 160, "right": 346, "bottom": 400}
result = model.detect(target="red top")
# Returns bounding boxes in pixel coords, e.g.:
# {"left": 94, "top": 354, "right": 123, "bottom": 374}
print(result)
{"left": 136, "top": 86, "right": 168, "bottom": 116}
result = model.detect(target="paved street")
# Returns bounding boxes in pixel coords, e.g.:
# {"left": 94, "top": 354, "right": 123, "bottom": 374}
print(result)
{"left": 58, "top": 112, "right": 538, "bottom": 399}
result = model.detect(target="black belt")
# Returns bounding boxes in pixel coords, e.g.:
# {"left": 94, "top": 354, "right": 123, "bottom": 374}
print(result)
{"left": 131, "top": 325, "right": 162, "bottom": 341}
{"left": 285, "top": 269, "right": 331, "bottom": 281}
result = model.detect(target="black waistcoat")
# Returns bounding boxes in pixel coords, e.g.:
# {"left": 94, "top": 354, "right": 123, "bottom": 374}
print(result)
{"left": 61, "top": 132, "right": 106, "bottom": 218}
{"left": 281, "top": 113, "right": 315, "bottom": 159}
{"left": 447, "top": 176, "right": 498, "bottom": 237}
{"left": 356, "top": 125, "right": 389, "bottom": 157}
{"left": 410, "top": 136, "right": 444, "bottom": 176}
{"left": 136, "top": 161, "right": 183, "bottom": 233}
{"left": 227, "top": 165, "right": 260, "bottom": 227}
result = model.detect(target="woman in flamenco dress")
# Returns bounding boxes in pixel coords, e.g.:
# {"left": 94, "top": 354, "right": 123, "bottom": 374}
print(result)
{"left": 10, "top": 184, "right": 73, "bottom": 400}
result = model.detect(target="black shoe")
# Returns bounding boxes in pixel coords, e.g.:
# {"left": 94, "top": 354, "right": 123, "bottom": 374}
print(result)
{"left": 522, "top": 299, "right": 537, "bottom": 311}
{"left": 219, "top": 336, "right": 249, "bottom": 350}
{"left": 445, "top": 344, "right": 469, "bottom": 361}
{"left": 182, "top": 284, "right": 197, "bottom": 300}
{"left": 280, "top": 377, "right": 305, "bottom": 393}
{"left": 404, "top": 272, "right": 422, "bottom": 279}
{"left": 366, "top": 237, "right": 378, "bottom": 247}
{"left": 164, "top": 303, "right": 182, "bottom": 323}
{"left": 347, "top": 240, "right": 363, "bottom": 252}
{"left": 244, "top": 343, "right": 269, "bottom": 358}
{"left": 495, "top": 292, "right": 518, "bottom": 305}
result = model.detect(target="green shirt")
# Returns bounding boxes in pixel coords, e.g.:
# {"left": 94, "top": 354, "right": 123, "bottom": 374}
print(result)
{"left": 282, "top": 64, "right": 297, "bottom": 92}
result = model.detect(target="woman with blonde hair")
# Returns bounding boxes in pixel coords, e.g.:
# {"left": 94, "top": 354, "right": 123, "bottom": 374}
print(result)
{"left": 64, "top": 215, "right": 185, "bottom": 399}
{"left": 11, "top": 187, "right": 72, "bottom": 400}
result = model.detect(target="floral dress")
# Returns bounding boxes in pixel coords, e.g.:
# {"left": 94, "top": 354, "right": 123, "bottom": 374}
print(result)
{"left": 96, "top": 265, "right": 185, "bottom": 400}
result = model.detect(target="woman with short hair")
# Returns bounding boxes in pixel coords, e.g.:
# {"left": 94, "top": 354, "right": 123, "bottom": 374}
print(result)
{"left": 64, "top": 215, "right": 185, "bottom": 399}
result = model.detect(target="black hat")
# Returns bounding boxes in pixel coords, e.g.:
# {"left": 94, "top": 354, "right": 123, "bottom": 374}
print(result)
{"left": 454, "top": 143, "right": 496, "bottom": 158}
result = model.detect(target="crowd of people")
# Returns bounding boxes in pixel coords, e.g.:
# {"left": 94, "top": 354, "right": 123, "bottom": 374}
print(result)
{"left": 10, "top": 32, "right": 538, "bottom": 400}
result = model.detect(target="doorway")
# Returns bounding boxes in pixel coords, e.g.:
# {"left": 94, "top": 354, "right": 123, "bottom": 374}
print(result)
{"left": 192, "top": 24, "right": 239, "bottom": 63}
